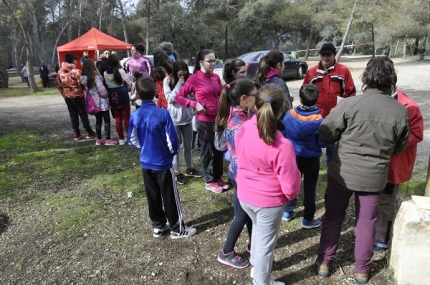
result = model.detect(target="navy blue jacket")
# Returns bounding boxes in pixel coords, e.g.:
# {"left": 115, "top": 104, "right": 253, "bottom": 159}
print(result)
{"left": 282, "top": 106, "right": 326, "bottom": 157}
{"left": 128, "top": 100, "right": 179, "bottom": 170}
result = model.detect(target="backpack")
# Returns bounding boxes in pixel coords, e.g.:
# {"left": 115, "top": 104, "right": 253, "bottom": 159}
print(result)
{"left": 108, "top": 83, "right": 129, "bottom": 109}
{"left": 214, "top": 129, "right": 227, "bottom": 152}
{"left": 85, "top": 90, "right": 101, "bottom": 115}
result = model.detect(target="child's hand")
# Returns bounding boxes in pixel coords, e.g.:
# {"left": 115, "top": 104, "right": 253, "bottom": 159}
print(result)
{"left": 195, "top": 102, "right": 206, "bottom": 114}
{"left": 178, "top": 78, "right": 185, "bottom": 85}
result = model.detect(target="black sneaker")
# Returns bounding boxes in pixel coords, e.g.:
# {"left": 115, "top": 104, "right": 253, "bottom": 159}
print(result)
{"left": 184, "top": 168, "right": 203, "bottom": 178}
{"left": 217, "top": 249, "right": 249, "bottom": 269}
{"left": 175, "top": 172, "right": 186, "bottom": 184}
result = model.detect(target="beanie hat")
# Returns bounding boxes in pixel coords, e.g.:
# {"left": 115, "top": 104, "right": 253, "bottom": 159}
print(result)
{"left": 319, "top": 43, "right": 336, "bottom": 54}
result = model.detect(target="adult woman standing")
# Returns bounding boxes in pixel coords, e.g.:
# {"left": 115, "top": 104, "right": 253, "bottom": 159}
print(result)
{"left": 164, "top": 60, "right": 202, "bottom": 184}
{"left": 104, "top": 54, "right": 132, "bottom": 145}
{"left": 255, "top": 50, "right": 292, "bottom": 107}
{"left": 126, "top": 43, "right": 153, "bottom": 77}
{"left": 223, "top": 59, "right": 247, "bottom": 84}
{"left": 315, "top": 57, "right": 410, "bottom": 284}
{"left": 174, "top": 49, "right": 227, "bottom": 193}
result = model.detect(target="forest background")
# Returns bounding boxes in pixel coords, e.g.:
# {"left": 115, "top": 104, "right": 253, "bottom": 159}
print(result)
{"left": 0, "top": 0, "right": 429, "bottom": 71}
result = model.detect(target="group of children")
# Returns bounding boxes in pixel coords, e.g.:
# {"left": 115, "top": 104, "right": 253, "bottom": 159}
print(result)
{"left": 75, "top": 47, "right": 422, "bottom": 285}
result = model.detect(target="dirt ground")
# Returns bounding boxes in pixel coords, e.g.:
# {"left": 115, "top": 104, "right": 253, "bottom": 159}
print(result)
{"left": 0, "top": 55, "right": 429, "bottom": 285}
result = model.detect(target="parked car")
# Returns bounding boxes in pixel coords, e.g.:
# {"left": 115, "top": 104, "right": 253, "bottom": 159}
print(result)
{"left": 237, "top": 50, "right": 308, "bottom": 80}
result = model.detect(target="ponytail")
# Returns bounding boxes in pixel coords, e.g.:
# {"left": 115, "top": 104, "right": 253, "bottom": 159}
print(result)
{"left": 254, "top": 50, "right": 284, "bottom": 88}
{"left": 255, "top": 56, "right": 271, "bottom": 88}
{"left": 215, "top": 79, "right": 256, "bottom": 132}
{"left": 255, "top": 84, "right": 285, "bottom": 144}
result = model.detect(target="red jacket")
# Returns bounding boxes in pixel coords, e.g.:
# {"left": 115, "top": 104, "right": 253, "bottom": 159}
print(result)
{"left": 156, "top": 79, "right": 168, "bottom": 109}
{"left": 303, "top": 61, "right": 356, "bottom": 117}
{"left": 388, "top": 90, "right": 424, "bottom": 184}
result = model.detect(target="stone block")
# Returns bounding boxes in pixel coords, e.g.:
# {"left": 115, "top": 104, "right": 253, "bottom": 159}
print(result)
{"left": 390, "top": 199, "right": 430, "bottom": 285}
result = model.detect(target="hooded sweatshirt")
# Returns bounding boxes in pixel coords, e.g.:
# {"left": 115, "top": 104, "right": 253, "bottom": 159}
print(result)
{"left": 56, "top": 62, "right": 83, "bottom": 98}
{"left": 126, "top": 54, "right": 153, "bottom": 77}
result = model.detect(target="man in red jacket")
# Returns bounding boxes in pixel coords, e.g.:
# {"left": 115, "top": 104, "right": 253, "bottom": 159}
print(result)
{"left": 374, "top": 88, "right": 424, "bottom": 252}
{"left": 303, "top": 43, "right": 356, "bottom": 164}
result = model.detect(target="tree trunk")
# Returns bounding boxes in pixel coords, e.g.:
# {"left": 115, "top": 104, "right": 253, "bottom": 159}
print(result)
{"left": 224, "top": 23, "right": 228, "bottom": 61}
{"left": 425, "top": 154, "right": 430, "bottom": 197}
{"left": 66, "top": 0, "right": 73, "bottom": 41}
{"left": 403, "top": 37, "right": 407, "bottom": 59}
{"left": 304, "top": 28, "right": 313, "bottom": 61}
{"left": 0, "top": 68, "right": 8, "bottom": 88}
{"left": 26, "top": 0, "right": 45, "bottom": 64}
{"left": 394, "top": 38, "right": 400, "bottom": 55}
{"left": 117, "top": 0, "right": 129, "bottom": 56}
{"left": 336, "top": 0, "right": 358, "bottom": 61}
{"left": 371, "top": 24, "right": 376, "bottom": 57}
{"left": 51, "top": 22, "right": 69, "bottom": 66}
{"left": 413, "top": 37, "right": 419, "bottom": 55}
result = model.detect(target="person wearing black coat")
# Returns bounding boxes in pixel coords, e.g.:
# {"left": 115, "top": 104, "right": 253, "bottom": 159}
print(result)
{"left": 39, "top": 62, "right": 50, "bottom": 88}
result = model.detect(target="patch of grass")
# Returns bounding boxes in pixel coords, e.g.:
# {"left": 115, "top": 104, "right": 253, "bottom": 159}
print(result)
{"left": 0, "top": 131, "right": 142, "bottom": 199}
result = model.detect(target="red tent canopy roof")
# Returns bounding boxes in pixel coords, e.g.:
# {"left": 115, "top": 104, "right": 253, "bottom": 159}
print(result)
{"left": 57, "top": 28, "right": 132, "bottom": 52}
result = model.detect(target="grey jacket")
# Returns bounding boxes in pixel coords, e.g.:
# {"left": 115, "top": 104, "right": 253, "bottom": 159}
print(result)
{"left": 163, "top": 77, "right": 193, "bottom": 126}
{"left": 319, "top": 87, "right": 410, "bottom": 192}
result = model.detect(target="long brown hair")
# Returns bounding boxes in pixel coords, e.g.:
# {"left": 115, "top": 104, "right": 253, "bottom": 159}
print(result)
{"left": 81, "top": 59, "right": 99, "bottom": 89}
{"left": 107, "top": 54, "right": 123, "bottom": 85}
{"left": 215, "top": 79, "right": 256, "bottom": 132}
{"left": 255, "top": 50, "right": 284, "bottom": 88}
{"left": 255, "top": 84, "right": 285, "bottom": 144}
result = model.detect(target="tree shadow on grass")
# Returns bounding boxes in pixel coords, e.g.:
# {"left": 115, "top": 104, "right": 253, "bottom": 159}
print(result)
{"left": 274, "top": 227, "right": 388, "bottom": 284}
{"left": 0, "top": 212, "right": 10, "bottom": 235}
{"left": 186, "top": 205, "right": 234, "bottom": 232}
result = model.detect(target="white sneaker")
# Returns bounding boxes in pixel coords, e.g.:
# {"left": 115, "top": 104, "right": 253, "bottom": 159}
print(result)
{"left": 170, "top": 226, "right": 197, "bottom": 239}
{"left": 119, "top": 138, "right": 127, "bottom": 145}
{"left": 153, "top": 224, "right": 169, "bottom": 238}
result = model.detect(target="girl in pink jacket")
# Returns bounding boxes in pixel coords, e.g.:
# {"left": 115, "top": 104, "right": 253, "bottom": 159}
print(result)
{"left": 236, "top": 84, "right": 301, "bottom": 285}
{"left": 174, "top": 49, "right": 226, "bottom": 193}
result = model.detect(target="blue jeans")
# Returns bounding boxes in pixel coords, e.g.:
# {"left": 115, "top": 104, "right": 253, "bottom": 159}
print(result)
{"left": 64, "top": 97, "right": 93, "bottom": 135}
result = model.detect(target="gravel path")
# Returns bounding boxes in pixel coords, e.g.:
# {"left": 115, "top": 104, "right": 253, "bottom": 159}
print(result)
{"left": 1, "top": 56, "right": 429, "bottom": 170}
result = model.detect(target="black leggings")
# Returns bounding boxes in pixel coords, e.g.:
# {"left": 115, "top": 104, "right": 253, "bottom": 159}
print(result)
{"left": 95, "top": 110, "right": 111, "bottom": 139}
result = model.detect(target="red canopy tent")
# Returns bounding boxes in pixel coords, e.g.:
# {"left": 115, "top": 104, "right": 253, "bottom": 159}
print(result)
{"left": 56, "top": 28, "right": 132, "bottom": 69}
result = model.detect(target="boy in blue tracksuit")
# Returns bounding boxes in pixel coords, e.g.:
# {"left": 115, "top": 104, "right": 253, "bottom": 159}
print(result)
{"left": 281, "top": 84, "right": 326, "bottom": 229}
{"left": 128, "top": 75, "right": 196, "bottom": 239}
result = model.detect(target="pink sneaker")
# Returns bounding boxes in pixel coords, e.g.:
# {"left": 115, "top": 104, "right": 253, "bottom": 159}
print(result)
{"left": 205, "top": 181, "right": 223, "bottom": 193}
{"left": 105, "top": 139, "right": 118, "bottom": 146}
{"left": 217, "top": 178, "right": 230, "bottom": 190}
{"left": 95, "top": 139, "right": 106, "bottom": 146}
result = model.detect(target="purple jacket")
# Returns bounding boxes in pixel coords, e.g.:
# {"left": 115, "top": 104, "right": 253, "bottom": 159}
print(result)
{"left": 126, "top": 54, "right": 153, "bottom": 77}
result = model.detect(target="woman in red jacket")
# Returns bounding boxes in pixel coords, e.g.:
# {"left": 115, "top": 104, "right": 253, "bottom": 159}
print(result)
{"left": 374, "top": 87, "right": 424, "bottom": 252}
{"left": 175, "top": 49, "right": 226, "bottom": 193}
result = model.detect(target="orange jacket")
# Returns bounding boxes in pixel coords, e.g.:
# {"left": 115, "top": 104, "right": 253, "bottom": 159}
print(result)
{"left": 56, "top": 62, "right": 84, "bottom": 98}
{"left": 388, "top": 90, "right": 424, "bottom": 184}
